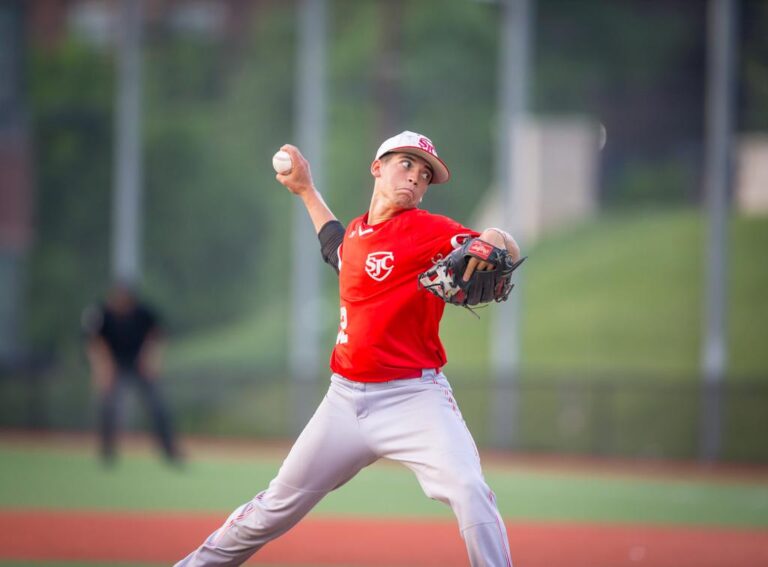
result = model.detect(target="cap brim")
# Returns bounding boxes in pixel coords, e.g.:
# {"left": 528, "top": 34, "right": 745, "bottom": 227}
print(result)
{"left": 380, "top": 146, "right": 451, "bottom": 184}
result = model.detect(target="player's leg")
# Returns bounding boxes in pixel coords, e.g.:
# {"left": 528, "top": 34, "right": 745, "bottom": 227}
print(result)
{"left": 135, "top": 373, "right": 180, "bottom": 462}
{"left": 366, "top": 370, "right": 512, "bottom": 567}
{"left": 97, "top": 376, "right": 124, "bottom": 465}
{"left": 175, "top": 375, "right": 378, "bottom": 567}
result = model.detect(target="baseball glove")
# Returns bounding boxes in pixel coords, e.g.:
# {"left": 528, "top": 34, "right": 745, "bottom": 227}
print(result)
{"left": 418, "top": 238, "right": 526, "bottom": 307}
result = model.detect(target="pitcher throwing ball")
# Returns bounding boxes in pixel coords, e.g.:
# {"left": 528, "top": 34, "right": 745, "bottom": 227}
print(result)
{"left": 177, "top": 131, "right": 524, "bottom": 567}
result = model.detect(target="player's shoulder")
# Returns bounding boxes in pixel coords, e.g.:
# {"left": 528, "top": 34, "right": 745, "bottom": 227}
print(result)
{"left": 137, "top": 302, "right": 161, "bottom": 325}
{"left": 346, "top": 213, "right": 366, "bottom": 231}
{"left": 404, "top": 208, "right": 470, "bottom": 233}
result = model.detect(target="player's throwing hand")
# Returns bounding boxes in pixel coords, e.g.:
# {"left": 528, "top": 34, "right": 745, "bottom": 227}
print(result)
{"left": 274, "top": 144, "right": 314, "bottom": 197}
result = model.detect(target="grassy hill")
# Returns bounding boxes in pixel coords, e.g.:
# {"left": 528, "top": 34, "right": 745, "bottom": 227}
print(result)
{"left": 167, "top": 208, "right": 768, "bottom": 382}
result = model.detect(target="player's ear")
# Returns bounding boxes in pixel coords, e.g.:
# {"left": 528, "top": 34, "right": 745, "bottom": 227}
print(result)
{"left": 371, "top": 159, "right": 382, "bottom": 178}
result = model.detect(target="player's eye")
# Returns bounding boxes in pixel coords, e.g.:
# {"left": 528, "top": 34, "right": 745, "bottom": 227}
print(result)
{"left": 399, "top": 159, "right": 412, "bottom": 169}
{"left": 421, "top": 170, "right": 432, "bottom": 183}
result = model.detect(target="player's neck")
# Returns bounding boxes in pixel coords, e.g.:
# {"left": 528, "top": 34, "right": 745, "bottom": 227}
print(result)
{"left": 367, "top": 195, "right": 413, "bottom": 226}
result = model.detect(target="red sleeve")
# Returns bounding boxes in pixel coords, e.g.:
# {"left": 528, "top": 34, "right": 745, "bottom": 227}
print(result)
{"left": 419, "top": 212, "right": 480, "bottom": 260}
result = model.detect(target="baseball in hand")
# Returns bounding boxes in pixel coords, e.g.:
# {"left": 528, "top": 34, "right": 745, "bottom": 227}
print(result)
{"left": 272, "top": 150, "right": 292, "bottom": 174}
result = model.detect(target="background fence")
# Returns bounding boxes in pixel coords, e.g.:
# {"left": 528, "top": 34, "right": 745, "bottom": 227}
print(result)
{"left": 2, "top": 362, "right": 766, "bottom": 463}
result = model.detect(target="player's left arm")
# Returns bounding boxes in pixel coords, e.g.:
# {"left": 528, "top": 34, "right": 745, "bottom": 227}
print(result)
{"left": 480, "top": 228, "right": 520, "bottom": 258}
{"left": 81, "top": 305, "right": 115, "bottom": 391}
{"left": 138, "top": 328, "right": 164, "bottom": 380}
{"left": 462, "top": 227, "right": 521, "bottom": 282}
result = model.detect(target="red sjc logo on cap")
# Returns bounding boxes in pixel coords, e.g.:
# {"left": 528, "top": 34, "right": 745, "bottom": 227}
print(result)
{"left": 418, "top": 137, "right": 436, "bottom": 156}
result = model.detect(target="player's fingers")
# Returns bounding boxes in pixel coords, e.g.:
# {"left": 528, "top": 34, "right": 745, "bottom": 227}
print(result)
{"left": 275, "top": 173, "right": 296, "bottom": 193}
{"left": 278, "top": 145, "right": 312, "bottom": 187}
{"left": 281, "top": 144, "right": 306, "bottom": 169}
{"left": 280, "top": 144, "right": 298, "bottom": 160}
{"left": 464, "top": 259, "right": 494, "bottom": 280}
{"left": 463, "top": 258, "right": 479, "bottom": 281}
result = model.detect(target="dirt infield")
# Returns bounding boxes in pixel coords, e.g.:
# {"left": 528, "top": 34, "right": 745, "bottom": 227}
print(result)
{"left": 1, "top": 509, "right": 766, "bottom": 567}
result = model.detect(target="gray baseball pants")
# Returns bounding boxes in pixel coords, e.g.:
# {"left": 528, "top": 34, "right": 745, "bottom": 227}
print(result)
{"left": 176, "top": 370, "right": 512, "bottom": 566}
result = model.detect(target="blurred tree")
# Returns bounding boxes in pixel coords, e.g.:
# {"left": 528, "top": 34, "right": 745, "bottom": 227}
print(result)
{"left": 399, "top": 0, "right": 500, "bottom": 219}
{"left": 741, "top": 0, "right": 768, "bottom": 131}
{"left": 373, "top": 0, "right": 404, "bottom": 138}
{"left": 142, "top": 35, "right": 259, "bottom": 332}
{"left": 325, "top": 0, "right": 500, "bottom": 223}
{"left": 142, "top": 4, "right": 298, "bottom": 332}
{"left": 534, "top": 0, "right": 706, "bottom": 207}
{"left": 25, "top": 42, "right": 114, "bottom": 356}
{"left": 25, "top": 4, "right": 298, "bottom": 358}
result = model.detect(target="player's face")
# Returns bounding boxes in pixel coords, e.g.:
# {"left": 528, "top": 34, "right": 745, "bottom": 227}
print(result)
{"left": 372, "top": 152, "right": 433, "bottom": 210}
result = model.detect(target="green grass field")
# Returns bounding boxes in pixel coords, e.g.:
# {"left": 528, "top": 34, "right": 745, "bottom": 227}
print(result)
{"left": 2, "top": 438, "right": 767, "bottom": 567}
{"left": 2, "top": 440, "right": 767, "bottom": 527}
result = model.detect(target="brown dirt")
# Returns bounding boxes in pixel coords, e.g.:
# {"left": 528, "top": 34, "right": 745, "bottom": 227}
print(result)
{"left": 0, "top": 509, "right": 766, "bottom": 567}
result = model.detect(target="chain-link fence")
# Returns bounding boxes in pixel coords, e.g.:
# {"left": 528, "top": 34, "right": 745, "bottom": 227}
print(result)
{"left": 2, "top": 362, "right": 766, "bottom": 463}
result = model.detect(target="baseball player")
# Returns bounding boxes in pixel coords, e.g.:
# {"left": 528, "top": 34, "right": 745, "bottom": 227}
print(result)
{"left": 176, "top": 131, "right": 521, "bottom": 566}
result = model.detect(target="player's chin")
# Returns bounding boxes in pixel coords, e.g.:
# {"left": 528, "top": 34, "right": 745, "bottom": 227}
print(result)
{"left": 394, "top": 190, "right": 419, "bottom": 208}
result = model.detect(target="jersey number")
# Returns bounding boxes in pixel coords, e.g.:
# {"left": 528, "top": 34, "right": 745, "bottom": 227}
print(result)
{"left": 336, "top": 307, "right": 349, "bottom": 345}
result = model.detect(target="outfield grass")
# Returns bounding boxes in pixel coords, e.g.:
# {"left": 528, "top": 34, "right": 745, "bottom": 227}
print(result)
{"left": 2, "top": 441, "right": 767, "bottom": 527}
{"left": 442, "top": 209, "right": 768, "bottom": 378}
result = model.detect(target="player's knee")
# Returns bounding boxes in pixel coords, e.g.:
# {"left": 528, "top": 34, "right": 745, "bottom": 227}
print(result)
{"left": 448, "top": 474, "right": 498, "bottom": 525}
{"left": 243, "top": 486, "right": 319, "bottom": 533}
{"left": 453, "top": 473, "right": 489, "bottom": 502}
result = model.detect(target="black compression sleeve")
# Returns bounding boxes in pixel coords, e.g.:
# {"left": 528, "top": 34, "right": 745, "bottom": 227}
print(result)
{"left": 318, "top": 220, "right": 345, "bottom": 274}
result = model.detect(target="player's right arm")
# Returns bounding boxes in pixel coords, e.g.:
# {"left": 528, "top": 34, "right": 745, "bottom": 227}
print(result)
{"left": 275, "top": 144, "right": 345, "bottom": 274}
{"left": 318, "top": 220, "right": 344, "bottom": 274}
{"left": 86, "top": 336, "right": 116, "bottom": 392}
{"left": 275, "top": 144, "right": 337, "bottom": 232}
{"left": 81, "top": 305, "right": 116, "bottom": 391}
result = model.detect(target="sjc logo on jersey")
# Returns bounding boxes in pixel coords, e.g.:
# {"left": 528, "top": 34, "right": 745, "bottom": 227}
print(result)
{"left": 365, "top": 251, "right": 395, "bottom": 281}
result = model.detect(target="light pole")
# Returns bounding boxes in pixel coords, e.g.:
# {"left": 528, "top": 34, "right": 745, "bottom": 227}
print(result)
{"left": 491, "top": 0, "right": 534, "bottom": 449}
{"left": 112, "top": 0, "right": 144, "bottom": 284}
{"left": 700, "top": 0, "right": 738, "bottom": 462}
{"left": 290, "top": 0, "right": 328, "bottom": 432}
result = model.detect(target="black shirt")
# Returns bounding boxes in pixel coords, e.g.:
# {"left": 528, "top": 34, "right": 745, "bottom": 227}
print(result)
{"left": 87, "top": 303, "right": 160, "bottom": 371}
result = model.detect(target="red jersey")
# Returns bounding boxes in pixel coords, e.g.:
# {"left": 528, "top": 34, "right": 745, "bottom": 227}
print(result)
{"left": 330, "top": 208, "right": 479, "bottom": 382}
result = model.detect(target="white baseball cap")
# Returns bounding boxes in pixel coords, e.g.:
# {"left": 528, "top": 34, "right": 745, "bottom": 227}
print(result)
{"left": 374, "top": 130, "right": 451, "bottom": 184}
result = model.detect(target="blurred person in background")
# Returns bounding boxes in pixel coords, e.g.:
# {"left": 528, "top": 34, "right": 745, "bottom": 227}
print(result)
{"left": 82, "top": 281, "right": 181, "bottom": 466}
